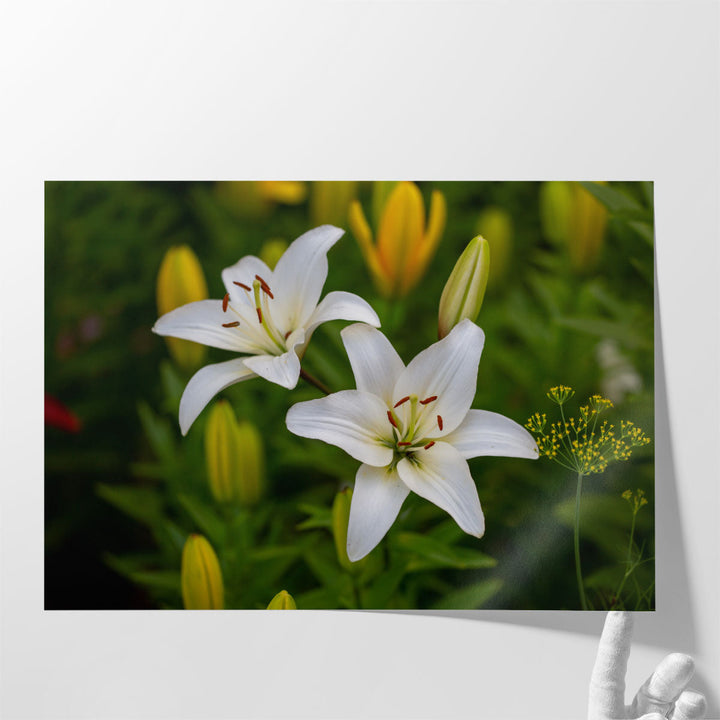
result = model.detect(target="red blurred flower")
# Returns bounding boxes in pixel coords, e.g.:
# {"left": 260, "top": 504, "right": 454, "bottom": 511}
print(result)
{"left": 45, "top": 394, "right": 81, "bottom": 433}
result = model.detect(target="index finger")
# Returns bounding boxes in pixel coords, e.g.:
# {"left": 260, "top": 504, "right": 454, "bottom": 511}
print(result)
{"left": 588, "top": 612, "right": 634, "bottom": 720}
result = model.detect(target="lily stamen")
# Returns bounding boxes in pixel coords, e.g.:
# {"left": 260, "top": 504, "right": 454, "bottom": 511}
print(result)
{"left": 397, "top": 441, "right": 412, "bottom": 447}
{"left": 256, "top": 308, "right": 263, "bottom": 324}
{"left": 394, "top": 396, "right": 410, "bottom": 408}
{"left": 420, "top": 395, "right": 437, "bottom": 405}
{"left": 255, "top": 275, "right": 275, "bottom": 298}
{"left": 222, "top": 321, "right": 240, "bottom": 328}
{"left": 233, "top": 281, "right": 251, "bottom": 291}
{"left": 387, "top": 410, "right": 399, "bottom": 429}
{"left": 437, "top": 415, "right": 443, "bottom": 431}
{"left": 423, "top": 441, "right": 435, "bottom": 450}
{"left": 222, "top": 293, "right": 230, "bottom": 312}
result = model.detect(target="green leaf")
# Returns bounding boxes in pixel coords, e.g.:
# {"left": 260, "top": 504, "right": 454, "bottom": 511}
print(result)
{"left": 392, "top": 532, "right": 496, "bottom": 572}
{"left": 303, "top": 545, "right": 345, "bottom": 591}
{"left": 96, "top": 483, "right": 164, "bottom": 527}
{"left": 293, "top": 587, "right": 340, "bottom": 610}
{"left": 130, "top": 462, "right": 167, "bottom": 480}
{"left": 160, "top": 360, "right": 185, "bottom": 415}
{"left": 246, "top": 545, "right": 303, "bottom": 563}
{"left": 152, "top": 519, "right": 188, "bottom": 557}
{"left": 578, "top": 182, "right": 647, "bottom": 217}
{"left": 555, "top": 492, "right": 651, "bottom": 559}
{"left": 432, "top": 578, "right": 504, "bottom": 610}
{"left": 104, "top": 554, "right": 181, "bottom": 592}
{"left": 137, "top": 401, "right": 177, "bottom": 466}
{"left": 627, "top": 220, "right": 654, "bottom": 246}
{"left": 362, "top": 565, "right": 407, "bottom": 608}
{"left": 296, "top": 503, "right": 333, "bottom": 531}
{"left": 176, "top": 493, "right": 227, "bottom": 547}
{"left": 554, "top": 315, "right": 652, "bottom": 350}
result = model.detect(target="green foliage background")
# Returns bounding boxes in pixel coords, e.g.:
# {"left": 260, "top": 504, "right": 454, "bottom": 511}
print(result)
{"left": 45, "top": 180, "right": 654, "bottom": 610}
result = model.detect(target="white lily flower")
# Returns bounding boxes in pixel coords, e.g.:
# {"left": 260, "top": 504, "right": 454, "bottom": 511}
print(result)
{"left": 153, "top": 225, "right": 380, "bottom": 435}
{"left": 286, "top": 319, "right": 539, "bottom": 561}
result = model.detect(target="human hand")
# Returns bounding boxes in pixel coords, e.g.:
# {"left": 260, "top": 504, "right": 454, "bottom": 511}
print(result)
{"left": 588, "top": 612, "right": 706, "bottom": 720}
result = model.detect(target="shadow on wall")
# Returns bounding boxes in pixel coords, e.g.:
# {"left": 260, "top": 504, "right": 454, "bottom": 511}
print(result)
{"left": 377, "top": 262, "right": 718, "bottom": 715}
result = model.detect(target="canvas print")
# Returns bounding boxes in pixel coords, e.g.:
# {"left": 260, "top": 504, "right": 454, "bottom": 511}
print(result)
{"left": 45, "top": 181, "right": 654, "bottom": 610}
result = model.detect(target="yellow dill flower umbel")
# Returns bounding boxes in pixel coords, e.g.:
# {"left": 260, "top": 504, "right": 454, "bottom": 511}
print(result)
{"left": 349, "top": 181, "right": 446, "bottom": 298}
{"left": 181, "top": 534, "right": 224, "bottom": 610}
{"left": 156, "top": 245, "right": 209, "bottom": 372}
{"left": 526, "top": 387, "right": 651, "bottom": 475}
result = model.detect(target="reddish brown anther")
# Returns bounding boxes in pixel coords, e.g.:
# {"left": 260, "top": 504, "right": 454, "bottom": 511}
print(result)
{"left": 420, "top": 395, "right": 438, "bottom": 405}
{"left": 397, "top": 441, "right": 412, "bottom": 447}
{"left": 387, "top": 410, "right": 399, "bottom": 429}
{"left": 233, "top": 281, "right": 251, "bottom": 291}
{"left": 255, "top": 275, "right": 274, "bottom": 298}
{"left": 423, "top": 441, "right": 435, "bottom": 450}
{"left": 222, "top": 293, "right": 229, "bottom": 312}
{"left": 393, "top": 396, "right": 410, "bottom": 408}
{"left": 222, "top": 321, "right": 240, "bottom": 328}
{"left": 284, "top": 331, "right": 292, "bottom": 340}
{"left": 256, "top": 308, "right": 263, "bottom": 323}
{"left": 437, "top": 415, "right": 443, "bottom": 431}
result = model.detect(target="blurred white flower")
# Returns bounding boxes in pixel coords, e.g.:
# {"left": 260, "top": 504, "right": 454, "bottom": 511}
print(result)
{"left": 596, "top": 339, "right": 642, "bottom": 404}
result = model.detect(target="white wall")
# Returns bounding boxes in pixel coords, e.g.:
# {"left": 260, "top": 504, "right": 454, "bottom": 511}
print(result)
{"left": 1, "top": 2, "right": 718, "bottom": 718}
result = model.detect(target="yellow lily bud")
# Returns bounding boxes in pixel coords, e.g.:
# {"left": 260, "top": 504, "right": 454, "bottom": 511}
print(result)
{"left": 539, "top": 181, "right": 608, "bottom": 273}
{"left": 370, "top": 181, "right": 398, "bottom": 228}
{"left": 156, "top": 245, "right": 208, "bottom": 372}
{"left": 258, "top": 181, "right": 307, "bottom": 205}
{"left": 438, "top": 236, "right": 490, "bottom": 339}
{"left": 205, "top": 401, "right": 265, "bottom": 506}
{"left": 309, "top": 181, "right": 357, "bottom": 227}
{"left": 216, "top": 181, "right": 307, "bottom": 217}
{"left": 539, "top": 182, "right": 574, "bottom": 247}
{"left": 235, "top": 419, "right": 265, "bottom": 507}
{"left": 475, "top": 207, "right": 513, "bottom": 287}
{"left": 259, "top": 238, "right": 289, "bottom": 270}
{"left": 266, "top": 590, "right": 297, "bottom": 609}
{"left": 349, "top": 181, "right": 446, "bottom": 298}
{"left": 181, "top": 534, "right": 224, "bottom": 610}
{"left": 332, "top": 487, "right": 361, "bottom": 572}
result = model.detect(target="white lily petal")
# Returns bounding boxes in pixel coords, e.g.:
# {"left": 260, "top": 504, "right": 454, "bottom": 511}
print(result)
{"left": 286, "top": 390, "right": 394, "bottom": 467}
{"left": 153, "top": 300, "right": 264, "bottom": 353}
{"left": 341, "top": 323, "right": 405, "bottom": 406}
{"left": 306, "top": 291, "right": 381, "bottom": 336}
{"left": 397, "top": 441, "right": 485, "bottom": 537}
{"left": 272, "top": 225, "right": 344, "bottom": 331}
{"left": 179, "top": 358, "right": 256, "bottom": 436}
{"left": 347, "top": 463, "right": 410, "bottom": 562}
{"left": 393, "top": 319, "right": 485, "bottom": 438}
{"left": 221, "top": 255, "right": 274, "bottom": 307}
{"left": 444, "top": 409, "right": 539, "bottom": 460}
{"left": 242, "top": 345, "right": 302, "bottom": 389}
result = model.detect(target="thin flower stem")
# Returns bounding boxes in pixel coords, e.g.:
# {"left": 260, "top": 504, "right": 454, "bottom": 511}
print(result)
{"left": 299, "top": 368, "right": 332, "bottom": 395}
{"left": 574, "top": 472, "right": 589, "bottom": 610}
{"left": 351, "top": 575, "right": 363, "bottom": 610}
{"left": 614, "top": 510, "right": 638, "bottom": 603}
